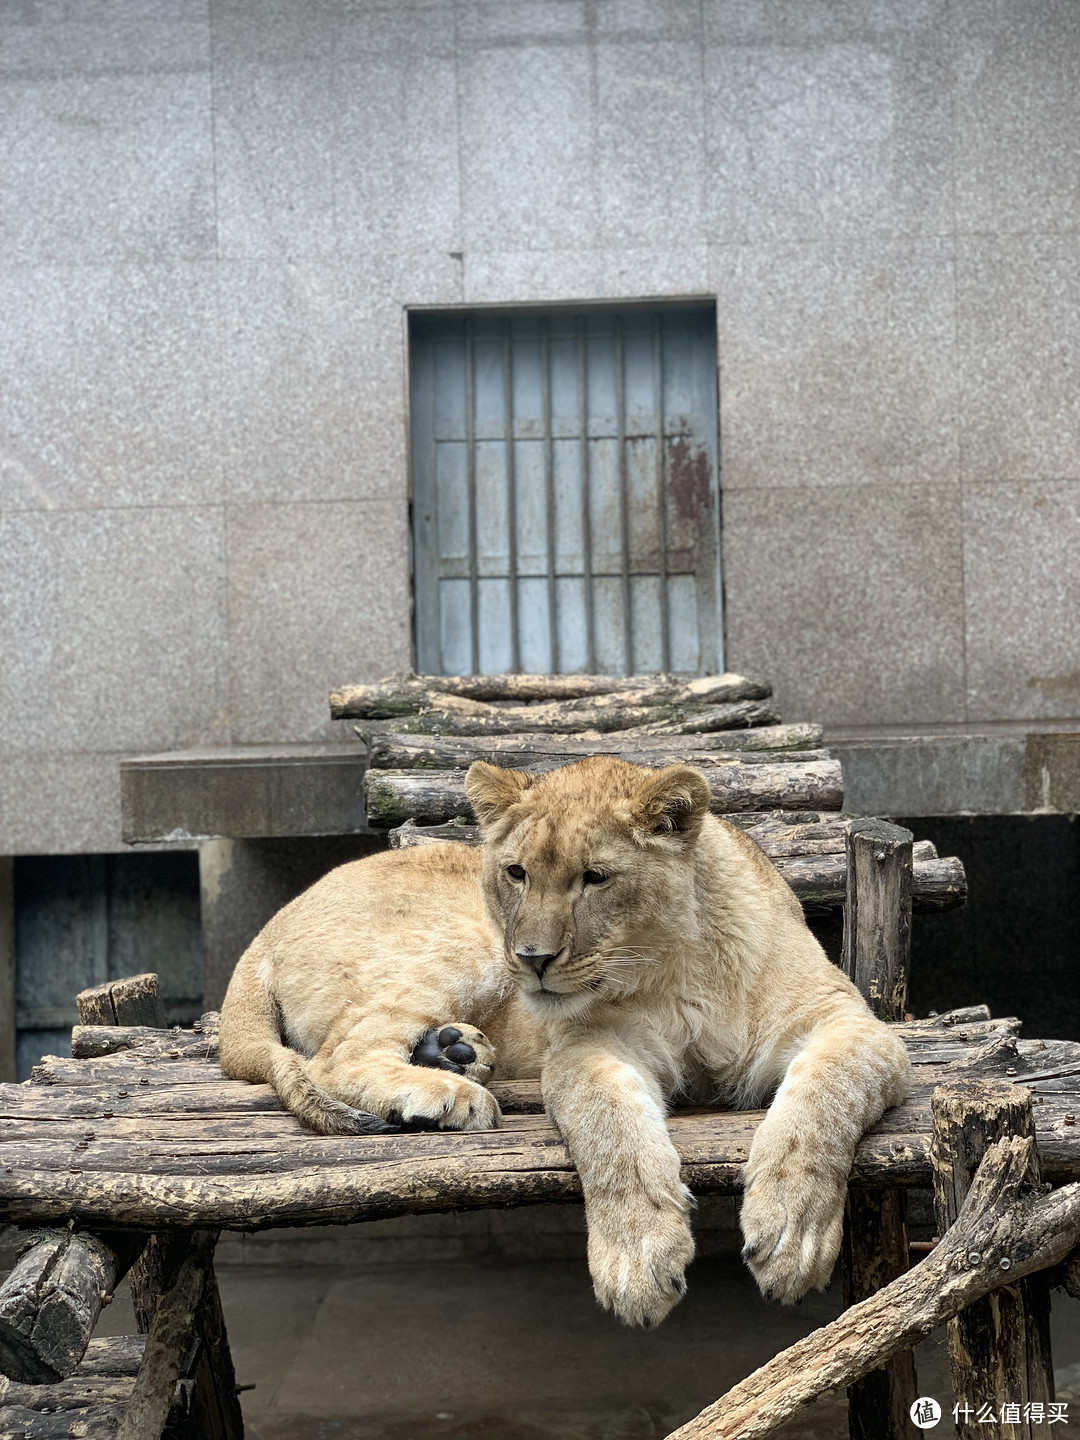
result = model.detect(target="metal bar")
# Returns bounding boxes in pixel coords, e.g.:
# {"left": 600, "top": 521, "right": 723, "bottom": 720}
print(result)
{"left": 502, "top": 319, "right": 520, "bottom": 672}
{"left": 464, "top": 319, "right": 479, "bottom": 675}
{"left": 576, "top": 316, "right": 596, "bottom": 673}
{"left": 541, "top": 319, "right": 559, "bottom": 673}
{"left": 653, "top": 313, "right": 671, "bottom": 673}
{"left": 614, "top": 315, "right": 632, "bottom": 674}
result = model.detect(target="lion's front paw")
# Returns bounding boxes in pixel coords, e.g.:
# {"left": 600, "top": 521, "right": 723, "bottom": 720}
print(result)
{"left": 410, "top": 1023, "right": 496, "bottom": 1087}
{"left": 586, "top": 1188, "right": 695, "bottom": 1328}
{"left": 739, "top": 1165, "right": 846, "bottom": 1303}
{"left": 389, "top": 1068, "right": 501, "bottom": 1132}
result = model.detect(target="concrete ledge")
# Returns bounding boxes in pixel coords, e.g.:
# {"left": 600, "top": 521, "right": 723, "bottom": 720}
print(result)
{"left": 121, "top": 745, "right": 371, "bottom": 843}
{"left": 834, "top": 730, "right": 1080, "bottom": 817}
{"left": 121, "top": 730, "right": 1080, "bottom": 845}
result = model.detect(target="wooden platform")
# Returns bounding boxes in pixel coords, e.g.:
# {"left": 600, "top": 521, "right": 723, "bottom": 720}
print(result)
{"left": 3, "top": 1008, "right": 1080, "bottom": 1236}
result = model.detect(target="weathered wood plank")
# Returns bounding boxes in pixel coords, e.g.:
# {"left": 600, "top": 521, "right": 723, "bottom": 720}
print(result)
{"left": 364, "top": 760, "right": 844, "bottom": 827}
{"left": 2, "top": 1012, "right": 1079, "bottom": 1232}
{"left": 365, "top": 725, "right": 825, "bottom": 769}
{"left": 332, "top": 671, "right": 773, "bottom": 718}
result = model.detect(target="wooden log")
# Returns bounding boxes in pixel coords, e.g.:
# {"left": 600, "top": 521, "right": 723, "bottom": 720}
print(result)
{"left": 331, "top": 671, "right": 772, "bottom": 718}
{"left": 841, "top": 819, "right": 913, "bottom": 1021}
{"left": 356, "top": 697, "right": 780, "bottom": 741}
{"left": 625, "top": 703, "right": 781, "bottom": 736}
{"left": 0, "top": 1228, "right": 120, "bottom": 1383}
{"left": 365, "top": 724, "right": 825, "bottom": 769}
{"left": 664, "top": 1132, "right": 1080, "bottom": 1440}
{"left": 385, "top": 820, "right": 963, "bottom": 913}
{"left": 76, "top": 974, "right": 167, "bottom": 1030}
{"left": 931, "top": 1081, "right": 1053, "bottom": 1440}
{"left": 71, "top": 1019, "right": 218, "bottom": 1062}
{"left": 363, "top": 759, "right": 844, "bottom": 827}
{"left": 116, "top": 1228, "right": 217, "bottom": 1440}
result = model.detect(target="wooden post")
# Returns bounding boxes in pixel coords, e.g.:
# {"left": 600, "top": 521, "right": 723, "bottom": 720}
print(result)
{"left": 932, "top": 1081, "right": 1054, "bottom": 1439}
{"left": 841, "top": 818, "right": 916, "bottom": 1440}
{"left": 115, "top": 1229, "right": 217, "bottom": 1440}
{"left": 76, "top": 972, "right": 168, "bottom": 1029}
{"left": 842, "top": 819, "right": 913, "bottom": 1021}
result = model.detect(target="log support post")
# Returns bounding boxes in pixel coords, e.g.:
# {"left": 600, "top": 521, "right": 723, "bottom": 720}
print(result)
{"left": 73, "top": 973, "right": 245, "bottom": 1440}
{"left": 841, "top": 818, "right": 916, "bottom": 1440}
{"left": 931, "top": 1081, "right": 1054, "bottom": 1439}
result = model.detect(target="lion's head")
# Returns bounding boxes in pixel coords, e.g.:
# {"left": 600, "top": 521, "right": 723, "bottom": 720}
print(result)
{"left": 464, "top": 756, "right": 712, "bottom": 1016}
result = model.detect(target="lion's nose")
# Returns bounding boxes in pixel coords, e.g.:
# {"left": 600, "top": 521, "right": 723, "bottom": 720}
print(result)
{"left": 517, "top": 950, "right": 558, "bottom": 977}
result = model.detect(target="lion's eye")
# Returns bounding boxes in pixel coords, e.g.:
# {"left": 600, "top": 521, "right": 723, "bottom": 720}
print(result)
{"left": 506, "top": 864, "right": 526, "bottom": 882}
{"left": 582, "top": 869, "right": 608, "bottom": 886}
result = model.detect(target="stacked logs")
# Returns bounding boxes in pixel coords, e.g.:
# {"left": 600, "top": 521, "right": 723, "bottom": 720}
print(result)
{"left": 344, "top": 672, "right": 831, "bottom": 825}
{"left": 339, "top": 671, "right": 966, "bottom": 920}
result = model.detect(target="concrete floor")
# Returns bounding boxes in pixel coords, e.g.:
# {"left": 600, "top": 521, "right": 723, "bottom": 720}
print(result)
{"left": 89, "top": 1244, "right": 1080, "bottom": 1440}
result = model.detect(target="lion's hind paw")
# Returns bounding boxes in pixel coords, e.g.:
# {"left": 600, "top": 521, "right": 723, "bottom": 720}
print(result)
{"left": 410, "top": 1023, "right": 496, "bottom": 1086}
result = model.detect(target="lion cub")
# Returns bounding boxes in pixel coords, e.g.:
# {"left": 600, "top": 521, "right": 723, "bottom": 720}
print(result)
{"left": 220, "top": 756, "right": 909, "bottom": 1327}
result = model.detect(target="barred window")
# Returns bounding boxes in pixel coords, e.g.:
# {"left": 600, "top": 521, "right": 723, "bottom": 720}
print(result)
{"left": 409, "top": 302, "right": 721, "bottom": 677}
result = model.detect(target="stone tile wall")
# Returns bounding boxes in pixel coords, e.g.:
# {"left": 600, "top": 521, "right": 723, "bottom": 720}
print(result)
{"left": 1, "top": 0, "right": 1078, "bottom": 852}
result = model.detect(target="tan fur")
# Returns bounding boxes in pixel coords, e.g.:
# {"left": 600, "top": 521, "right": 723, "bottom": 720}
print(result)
{"left": 220, "top": 756, "right": 909, "bottom": 1326}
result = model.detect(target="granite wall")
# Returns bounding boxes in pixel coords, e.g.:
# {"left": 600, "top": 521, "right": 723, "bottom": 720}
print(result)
{"left": 2, "top": 0, "right": 1079, "bottom": 854}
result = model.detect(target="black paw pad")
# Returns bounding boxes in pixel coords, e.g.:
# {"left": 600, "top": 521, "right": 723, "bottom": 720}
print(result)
{"left": 410, "top": 1028, "right": 476, "bottom": 1075}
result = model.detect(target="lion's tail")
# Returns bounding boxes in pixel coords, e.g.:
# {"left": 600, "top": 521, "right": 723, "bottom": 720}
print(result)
{"left": 219, "top": 941, "right": 389, "bottom": 1137}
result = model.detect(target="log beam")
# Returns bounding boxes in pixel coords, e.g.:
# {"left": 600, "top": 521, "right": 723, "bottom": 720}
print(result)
{"left": 365, "top": 725, "right": 825, "bottom": 769}
{"left": 363, "top": 760, "right": 844, "bottom": 828}
{"left": 386, "top": 819, "right": 965, "bottom": 913}
{"left": 0, "top": 1228, "right": 122, "bottom": 1384}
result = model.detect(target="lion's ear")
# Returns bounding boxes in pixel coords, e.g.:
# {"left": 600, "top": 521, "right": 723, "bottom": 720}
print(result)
{"left": 465, "top": 761, "right": 533, "bottom": 828}
{"left": 631, "top": 765, "right": 711, "bottom": 844}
